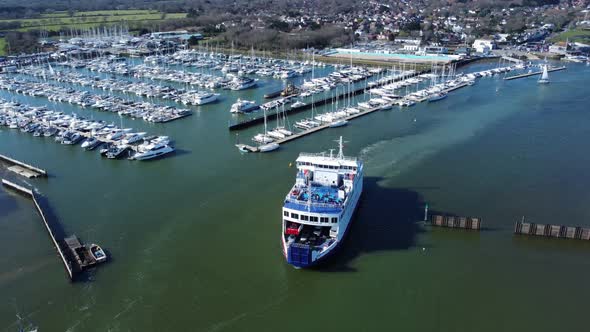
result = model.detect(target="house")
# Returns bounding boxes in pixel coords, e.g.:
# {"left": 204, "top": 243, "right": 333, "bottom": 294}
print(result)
{"left": 403, "top": 44, "right": 419, "bottom": 51}
{"left": 395, "top": 37, "right": 421, "bottom": 45}
{"left": 455, "top": 47, "right": 471, "bottom": 56}
{"left": 548, "top": 44, "right": 567, "bottom": 55}
{"left": 472, "top": 39, "right": 496, "bottom": 54}
{"left": 149, "top": 31, "right": 203, "bottom": 41}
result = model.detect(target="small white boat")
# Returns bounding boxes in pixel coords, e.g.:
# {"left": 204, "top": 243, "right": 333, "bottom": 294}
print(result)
{"left": 291, "top": 100, "right": 306, "bottom": 108}
{"left": 259, "top": 142, "right": 280, "bottom": 152}
{"left": 329, "top": 119, "right": 348, "bottom": 128}
{"left": 90, "top": 244, "right": 107, "bottom": 263}
{"left": 428, "top": 92, "right": 448, "bottom": 102}
{"left": 538, "top": 65, "right": 550, "bottom": 84}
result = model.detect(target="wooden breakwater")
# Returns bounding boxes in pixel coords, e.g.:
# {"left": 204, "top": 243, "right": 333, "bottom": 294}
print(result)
{"left": 0, "top": 153, "right": 47, "bottom": 178}
{"left": 431, "top": 215, "right": 482, "bottom": 230}
{"left": 2, "top": 179, "right": 74, "bottom": 280}
{"left": 514, "top": 220, "right": 590, "bottom": 240}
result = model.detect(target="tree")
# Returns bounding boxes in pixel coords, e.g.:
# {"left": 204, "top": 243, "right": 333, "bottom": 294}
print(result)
{"left": 187, "top": 35, "right": 200, "bottom": 46}
{"left": 504, "top": 17, "right": 526, "bottom": 33}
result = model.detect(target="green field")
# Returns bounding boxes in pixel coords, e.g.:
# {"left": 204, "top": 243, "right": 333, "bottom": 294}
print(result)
{"left": 41, "top": 10, "right": 161, "bottom": 18}
{"left": 0, "top": 10, "right": 187, "bottom": 32}
{"left": 550, "top": 29, "right": 590, "bottom": 43}
{"left": 0, "top": 37, "right": 6, "bottom": 56}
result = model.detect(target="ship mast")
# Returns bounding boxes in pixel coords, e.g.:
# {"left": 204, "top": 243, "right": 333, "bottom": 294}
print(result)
{"left": 337, "top": 136, "right": 344, "bottom": 159}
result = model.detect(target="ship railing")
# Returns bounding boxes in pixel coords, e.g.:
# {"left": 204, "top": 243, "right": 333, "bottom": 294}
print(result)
{"left": 298, "top": 152, "right": 357, "bottom": 162}
{"left": 284, "top": 197, "right": 343, "bottom": 209}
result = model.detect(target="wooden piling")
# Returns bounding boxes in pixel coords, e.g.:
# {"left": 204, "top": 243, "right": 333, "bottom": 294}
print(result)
{"left": 430, "top": 215, "right": 482, "bottom": 231}
{"left": 514, "top": 220, "right": 590, "bottom": 241}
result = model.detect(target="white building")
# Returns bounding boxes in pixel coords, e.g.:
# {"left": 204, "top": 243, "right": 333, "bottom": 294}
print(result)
{"left": 548, "top": 44, "right": 567, "bottom": 55}
{"left": 403, "top": 44, "right": 419, "bottom": 52}
{"left": 472, "top": 39, "right": 496, "bottom": 54}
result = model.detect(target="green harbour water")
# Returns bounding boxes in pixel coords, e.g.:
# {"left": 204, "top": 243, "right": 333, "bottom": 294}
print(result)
{"left": 1, "top": 61, "right": 590, "bottom": 331}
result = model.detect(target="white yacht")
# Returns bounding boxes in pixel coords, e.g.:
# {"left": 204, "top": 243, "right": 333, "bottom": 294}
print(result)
{"left": 291, "top": 100, "right": 306, "bottom": 108}
{"left": 230, "top": 77, "right": 257, "bottom": 90}
{"left": 131, "top": 142, "right": 175, "bottom": 160}
{"left": 230, "top": 99, "right": 259, "bottom": 114}
{"left": 538, "top": 65, "right": 550, "bottom": 84}
{"left": 122, "top": 132, "right": 146, "bottom": 144}
{"left": 259, "top": 142, "right": 280, "bottom": 152}
{"left": 190, "top": 92, "right": 220, "bottom": 105}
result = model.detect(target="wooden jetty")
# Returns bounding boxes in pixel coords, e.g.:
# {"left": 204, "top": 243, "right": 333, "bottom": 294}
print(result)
{"left": 504, "top": 66, "right": 566, "bottom": 81}
{"left": 514, "top": 220, "right": 590, "bottom": 241}
{"left": 431, "top": 215, "right": 482, "bottom": 230}
{"left": 0, "top": 153, "right": 47, "bottom": 178}
{"left": 409, "top": 82, "right": 469, "bottom": 103}
{"left": 236, "top": 104, "right": 386, "bottom": 152}
{"left": 237, "top": 79, "right": 470, "bottom": 152}
{"left": 228, "top": 70, "right": 429, "bottom": 131}
{"left": 1, "top": 179, "right": 106, "bottom": 281}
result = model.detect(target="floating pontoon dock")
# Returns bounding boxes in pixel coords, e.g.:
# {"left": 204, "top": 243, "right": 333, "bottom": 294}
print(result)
{"left": 237, "top": 80, "right": 470, "bottom": 152}
{"left": 504, "top": 66, "right": 566, "bottom": 80}
{"left": 0, "top": 154, "right": 47, "bottom": 178}
{"left": 229, "top": 70, "right": 429, "bottom": 131}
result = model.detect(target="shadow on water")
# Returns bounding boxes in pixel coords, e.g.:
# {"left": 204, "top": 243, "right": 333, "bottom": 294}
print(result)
{"left": 33, "top": 194, "right": 66, "bottom": 241}
{"left": 0, "top": 191, "right": 19, "bottom": 218}
{"left": 160, "top": 148, "right": 191, "bottom": 160}
{"left": 317, "top": 176, "right": 448, "bottom": 272}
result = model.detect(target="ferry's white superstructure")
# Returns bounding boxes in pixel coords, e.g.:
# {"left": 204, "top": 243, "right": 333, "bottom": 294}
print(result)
{"left": 281, "top": 137, "right": 363, "bottom": 268}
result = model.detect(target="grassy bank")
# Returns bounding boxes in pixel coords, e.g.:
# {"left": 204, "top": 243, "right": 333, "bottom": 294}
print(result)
{"left": 0, "top": 38, "right": 6, "bottom": 56}
{"left": 550, "top": 29, "right": 590, "bottom": 43}
{"left": 0, "top": 10, "right": 187, "bottom": 32}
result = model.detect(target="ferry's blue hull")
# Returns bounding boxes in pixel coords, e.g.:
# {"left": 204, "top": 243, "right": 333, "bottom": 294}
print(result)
{"left": 284, "top": 196, "right": 360, "bottom": 268}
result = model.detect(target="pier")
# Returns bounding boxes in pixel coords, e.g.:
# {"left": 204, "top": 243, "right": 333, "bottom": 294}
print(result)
{"left": 430, "top": 215, "right": 482, "bottom": 230}
{"left": 0, "top": 153, "right": 47, "bottom": 178}
{"left": 1, "top": 179, "right": 106, "bottom": 281}
{"left": 228, "top": 70, "right": 428, "bottom": 131}
{"left": 514, "top": 219, "right": 590, "bottom": 240}
{"left": 237, "top": 78, "right": 471, "bottom": 152}
{"left": 504, "top": 66, "right": 566, "bottom": 80}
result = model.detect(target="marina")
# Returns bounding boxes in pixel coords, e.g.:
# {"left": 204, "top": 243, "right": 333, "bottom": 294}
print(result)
{"left": 0, "top": 51, "right": 587, "bottom": 331}
{"left": 2, "top": 0, "right": 590, "bottom": 327}
{"left": 0, "top": 76, "right": 193, "bottom": 123}
{"left": 236, "top": 63, "right": 520, "bottom": 152}
{"left": 0, "top": 99, "right": 176, "bottom": 162}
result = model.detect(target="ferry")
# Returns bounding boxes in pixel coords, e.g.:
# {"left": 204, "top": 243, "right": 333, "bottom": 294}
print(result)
{"left": 281, "top": 137, "right": 363, "bottom": 268}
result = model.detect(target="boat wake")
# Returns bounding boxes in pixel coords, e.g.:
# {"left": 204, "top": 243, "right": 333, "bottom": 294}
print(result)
{"left": 359, "top": 90, "right": 525, "bottom": 179}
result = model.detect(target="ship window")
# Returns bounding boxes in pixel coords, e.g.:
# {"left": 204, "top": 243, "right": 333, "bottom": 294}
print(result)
{"left": 290, "top": 213, "right": 299, "bottom": 219}
{"left": 283, "top": 211, "right": 289, "bottom": 217}
{"left": 310, "top": 216, "right": 318, "bottom": 222}
{"left": 331, "top": 217, "right": 338, "bottom": 223}
{"left": 301, "top": 215, "right": 309, "bottom": 221}
{"left": 320, "top": 217, "right": 329, "bottom": 223}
